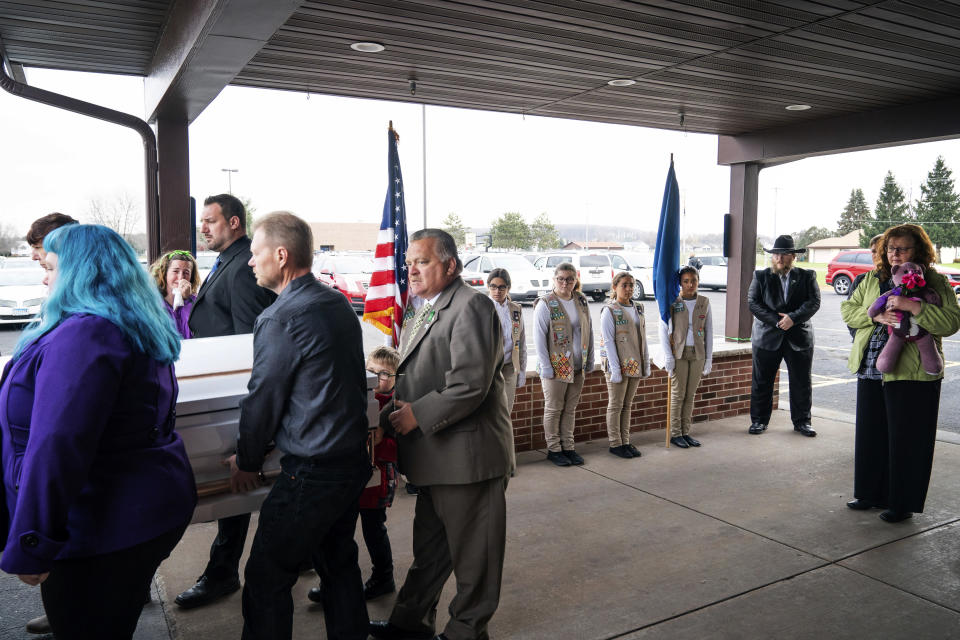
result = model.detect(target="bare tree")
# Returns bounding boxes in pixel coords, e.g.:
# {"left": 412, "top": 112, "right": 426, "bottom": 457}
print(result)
{"left": 86, "top": 192, "right": 143, "bottom": 242}
{"left": 0, "top": 223, "right": 22, "bottom": 256}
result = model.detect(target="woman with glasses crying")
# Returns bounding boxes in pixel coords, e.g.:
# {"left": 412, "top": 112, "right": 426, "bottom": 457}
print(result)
{"left": 150, "top": 250, "right": 200, "bottom": 339}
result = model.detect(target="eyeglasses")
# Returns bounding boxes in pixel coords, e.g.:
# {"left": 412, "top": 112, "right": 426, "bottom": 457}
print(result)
{"left": 367, "top": 370, "right": 396, "bottom": 380}
{"left": 887, "top": 246, "right": 915, "bottom": 255}
{"left": 555, "top": 276, "right": 576, "bottom": 284}
{"left": 166, "top": 250, "right": 193, "bottom": 260}
{"left": 488, "top": 284, "right": 508, "bottom": 291}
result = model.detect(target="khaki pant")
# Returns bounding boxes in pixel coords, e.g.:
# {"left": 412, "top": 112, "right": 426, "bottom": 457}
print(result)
{"left": 670, "top": 347, "right": 704, "bottom": 437}
{"left": 605, "top": 376, "right": 641, "bottom": 447}
{"left": 541, "top": 371, "right": 584, "bottom": 452}
{"left": 502, "top": 361, "right": 517, "bottom": 415}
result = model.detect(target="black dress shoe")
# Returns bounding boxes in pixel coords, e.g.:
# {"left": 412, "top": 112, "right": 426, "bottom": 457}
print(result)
{"left": 846, "top": 499, "right": 879, "bottom": 510}
{"left": 174, "top": 575, "right": 241, "bottom": 609}
{"left": 682, "top": 435, "right": 701, "bottom": 447}
{"left": 748, "top": 422, "right": 767, "bottom": 434}
{"left": 364, "top": 575, "right": 396, "bottom": 600}
{"left": 307, "top": 584, "right": 323, "bottom": 603}
{"left": 670, "top": 436, "right": 689, "bottom": 448}
{"left": 625, "top": 444, "right": 642, "bottom": 458}
{"left": 562, "top": 449, "right": 585, "bottom": 465}
{"left": 879, "top": 510, "right": 913, "bottom": 523}
{"left": 794, "top": 423, "right": 817, "bottom": 437}
{"left": 368, "top": 620, "right": 434, "bottom": 640}
{"left": 609, "top": 445, "right": 632, "bottom": 458}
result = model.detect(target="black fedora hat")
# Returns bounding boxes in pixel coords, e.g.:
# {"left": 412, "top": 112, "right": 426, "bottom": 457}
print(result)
{"left": 763, "top": 234, "right": 807, "bottom": 254}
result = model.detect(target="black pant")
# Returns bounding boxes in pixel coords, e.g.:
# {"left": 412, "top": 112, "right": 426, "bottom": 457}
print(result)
{"left": 750, "top": 344, "right": 813, "bottom": 426}
{"left": 41, "top": 521, "right": 188, "bottom": 640}
{"left": 854, "top": 378, "right": 941, "bottom": 513}
{"left": 360, "top": 507, "right": 393, "bottom": 579}
{"left": 203, "top": 512, "right": 251, "bottom": 582}
{"left": 241, "top": 453, "right": 371, "bottom": 640}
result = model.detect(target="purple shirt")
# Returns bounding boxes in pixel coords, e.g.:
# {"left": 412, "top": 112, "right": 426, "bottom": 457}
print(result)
{"left": 164, "top": 295, "right": 196, "bottom": 339}
{"left": 0, "top": 314, "right": 197, "bottom": 574}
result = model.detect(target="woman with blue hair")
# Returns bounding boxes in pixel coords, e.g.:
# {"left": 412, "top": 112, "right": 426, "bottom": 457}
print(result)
{"left": 0, "top": 224, "right": 197, "bottom": 639}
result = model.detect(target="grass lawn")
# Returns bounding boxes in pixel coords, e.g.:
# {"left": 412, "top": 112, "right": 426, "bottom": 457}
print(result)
{"left": 801, "top": 262, "right": 829, "bottom": 289}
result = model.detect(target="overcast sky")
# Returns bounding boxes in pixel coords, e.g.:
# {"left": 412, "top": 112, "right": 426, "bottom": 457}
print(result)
{"left": 3, "top": 68, "right": 960, "bottom": 242}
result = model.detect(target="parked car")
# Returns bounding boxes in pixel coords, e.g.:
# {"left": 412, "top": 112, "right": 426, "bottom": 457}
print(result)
{"left": 533, "top": 251, "right": 613, "bottom": 301}
{"left": 195, "top": 251, "right": 219, "bottom": 284}
{"left": 0, "top": 260, "right": 45, "bottom": 324}
{"left": 312, "top": 253, "right": 375, "bottom": 311}
{"left": 461, "top": 253, "right": 550, "bottom": 303}
{"left": 826, "top": 248, "right": 960, "bottom": 295}
{"left": 696, "top": 255, "right": 728, "bottom": 290}
{"left": 608, "top": 252, "right": 654, "bottom": 300}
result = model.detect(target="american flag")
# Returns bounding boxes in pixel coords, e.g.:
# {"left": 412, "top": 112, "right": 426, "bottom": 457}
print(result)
{"left": 362, "top": 125, "right": 409, "bottom": 346}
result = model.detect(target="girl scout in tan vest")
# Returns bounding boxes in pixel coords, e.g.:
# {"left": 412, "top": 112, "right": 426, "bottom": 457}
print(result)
{"left": 487, "top": 268, "right": 527, "bottom": 413}
{"left": 600, "top": 272, "right": 651, "bottom": 458}
{"left": 658, "top": 266, "right": 713, "bottom": 448}
{"left": 534, "top": 262, "right": 594, "bottom": 467}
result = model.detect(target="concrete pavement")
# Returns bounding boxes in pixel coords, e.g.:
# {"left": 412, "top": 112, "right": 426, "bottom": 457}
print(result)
{"left": 2, "top": 408, "right": 958, "bottom": 638}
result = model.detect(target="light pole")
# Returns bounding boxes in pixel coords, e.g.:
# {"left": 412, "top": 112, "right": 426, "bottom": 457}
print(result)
{"left": 221, "top": 168, "right": 239, "bottom": 194}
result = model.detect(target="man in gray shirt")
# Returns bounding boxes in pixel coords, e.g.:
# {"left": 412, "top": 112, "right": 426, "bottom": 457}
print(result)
{"left": 226, "top": 211, "right": 370, "bottom": 640}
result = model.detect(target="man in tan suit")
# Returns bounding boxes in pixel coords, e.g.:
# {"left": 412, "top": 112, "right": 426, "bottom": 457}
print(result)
{"left": 369, "top": 229, "right": 514, "bottom": 640}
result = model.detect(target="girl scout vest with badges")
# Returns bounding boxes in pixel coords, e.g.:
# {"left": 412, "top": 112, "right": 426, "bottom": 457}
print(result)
{"left": 600, "top": 300, "right": 648, "bottom": 378}
{"left": 669, "top": 295, "right": 709, "bottom": 360}
{"left": 538, "top": 291, "right": 590, "bottom": 383}
{"left": 507, "top": 298, "right": 523, "bottom": 365}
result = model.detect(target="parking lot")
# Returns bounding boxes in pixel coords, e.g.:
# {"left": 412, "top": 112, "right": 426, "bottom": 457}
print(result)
{"left": 3, "top": 283, "right": 959, "bottom": 435}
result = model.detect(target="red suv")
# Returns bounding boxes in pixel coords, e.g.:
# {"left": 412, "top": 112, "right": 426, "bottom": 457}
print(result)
{"left": 826, "top": 249, "right": 960, "bottom": 295}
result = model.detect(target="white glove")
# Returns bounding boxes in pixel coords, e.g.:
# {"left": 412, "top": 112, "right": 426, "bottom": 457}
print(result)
{"left": 702, "top": 363, "right": 712, "bottom": 376}
{"left": 665, "top": 356, "right": 675, "bottom": 376}
{"left": 516, "top": 371, "right": 526, "bottom": 388}
{"left": 610, "top": 371, "right": 623, "bottom": 384}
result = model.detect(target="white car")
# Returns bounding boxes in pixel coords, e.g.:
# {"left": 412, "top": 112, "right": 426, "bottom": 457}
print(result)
{"left": 696, "top": 255, "right": 728, "bottom": 290}
{"left": 0, "top": 263, "right": 46, "bottom": 324}
{"left": 533, "top": 252, "right": 613, "bottom": 302}
{"left": 462, "top": 253, "right": 550, "bottom": 303}
{"left": 608, "top": 252, "right": 654, "bottom": 300}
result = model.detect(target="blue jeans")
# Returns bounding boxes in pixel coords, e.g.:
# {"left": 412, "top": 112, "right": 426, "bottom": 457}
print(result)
{"left": 241, "top": 452, "right": 371, "bottom": 640}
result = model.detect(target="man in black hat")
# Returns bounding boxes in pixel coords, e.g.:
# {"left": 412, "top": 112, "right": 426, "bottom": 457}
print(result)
{"left": 747, "top": 234, "right": 821, "bottom": 436}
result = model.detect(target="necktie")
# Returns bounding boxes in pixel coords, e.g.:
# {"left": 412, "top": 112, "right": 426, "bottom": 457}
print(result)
{"left": 204, "top": 256, "right": 222, "bottom": 285}
{"left": 402, "top": 302, "right": 432, "bottom": 356}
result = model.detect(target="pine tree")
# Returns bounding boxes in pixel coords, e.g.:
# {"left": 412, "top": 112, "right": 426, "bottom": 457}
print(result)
{"left": 915, "top": 156, "right": 960, "bottom": 261}
{"left": 863, "top": 171, "right": 909, "bottom": 246}
{"left": 838, "top": 188, "right": 869, "bottom": 234}
{"left": 529, "top": 212, "right": 562, "bottom": 249}
{"left": 490, "top": 212, "right": 531, "bottom": 250}
{"left": 440, "top": 212, "right": 467, "bottom": 247}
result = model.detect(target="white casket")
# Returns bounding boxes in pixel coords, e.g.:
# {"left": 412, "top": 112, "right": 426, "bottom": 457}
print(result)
{"left": 176, "top": 334, "right": 379, "bottom": 523}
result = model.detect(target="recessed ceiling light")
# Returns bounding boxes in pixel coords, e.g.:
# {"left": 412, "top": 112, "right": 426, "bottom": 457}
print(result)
{"left": 785, "top": 104, "right": 811, "bottom": 111}
{"left": 351, "top": 42, "right": 385, "bottom": 53}
{"left": 607, "top": 78, "right": 636, "bottom": 87}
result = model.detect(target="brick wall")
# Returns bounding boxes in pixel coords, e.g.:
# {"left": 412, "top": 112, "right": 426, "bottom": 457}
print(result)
{"left": 510, "top": 348, "right": 778, "bottom": 451}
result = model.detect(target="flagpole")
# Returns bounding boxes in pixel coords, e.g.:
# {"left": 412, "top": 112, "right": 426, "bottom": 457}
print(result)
{"left": 665, "top": 374, "right": 672, "bottom": 448}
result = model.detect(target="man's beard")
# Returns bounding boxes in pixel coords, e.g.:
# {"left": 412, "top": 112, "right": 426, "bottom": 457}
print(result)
{"left": 771, "top": 259, "right": 793, "bottom": 276}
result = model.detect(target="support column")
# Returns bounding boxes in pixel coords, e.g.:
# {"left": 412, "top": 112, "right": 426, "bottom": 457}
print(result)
{"left": 725, "top": 162, "right": 760, "bottom": 342}
{"left": 156, "top": 117, "right": 192, "bottom": 254}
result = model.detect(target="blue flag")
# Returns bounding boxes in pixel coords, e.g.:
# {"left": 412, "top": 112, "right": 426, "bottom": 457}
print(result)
{"left": 653, "top": 159, "right": 681, "bottom": 323}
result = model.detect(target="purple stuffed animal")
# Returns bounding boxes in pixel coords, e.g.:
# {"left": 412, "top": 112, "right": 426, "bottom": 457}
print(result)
{"left": 867, "top": 261, "right": 943, "bottom": 375}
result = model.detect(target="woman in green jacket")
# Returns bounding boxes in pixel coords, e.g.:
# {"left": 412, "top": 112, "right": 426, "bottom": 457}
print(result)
{"left": 841, "top": 224, "right": 960, "bottom": 523}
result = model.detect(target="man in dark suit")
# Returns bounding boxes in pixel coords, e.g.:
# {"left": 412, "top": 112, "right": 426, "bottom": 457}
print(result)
{"left": 228, "top": 211, "right": 370, "bottom": 640}
{"left": 747, "top": 234, "right": 821, "bottom": 436}
{"left": 369, "top": 229, "right": 514, "bottom": 640}
{"left": 175, "top": 194, "right": 276, "bottom": 609}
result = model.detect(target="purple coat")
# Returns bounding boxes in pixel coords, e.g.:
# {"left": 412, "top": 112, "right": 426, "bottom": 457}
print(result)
{"left": 0, "top": 314, "right": 197, "bottom": 574}
{"left": 164, "top": 295, "right": 196, "bottom": 339}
